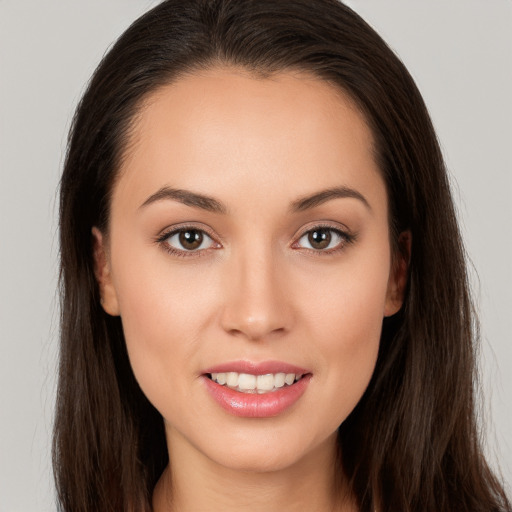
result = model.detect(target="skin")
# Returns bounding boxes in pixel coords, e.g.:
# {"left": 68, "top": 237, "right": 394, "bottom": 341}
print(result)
{"left": 93, "top": 67, "right": 408, "bottom": 512}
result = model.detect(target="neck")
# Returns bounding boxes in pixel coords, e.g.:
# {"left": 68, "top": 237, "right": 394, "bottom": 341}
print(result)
{"left": 152, "top": 429, "right": 357, "bottom": 512}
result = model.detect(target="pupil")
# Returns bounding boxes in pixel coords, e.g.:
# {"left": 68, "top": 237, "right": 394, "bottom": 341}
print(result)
{"left": 308, "top": 229, "right": 331, "bottom": 250}
{"left": 179, "top": 230, "right": 203, "bottom": 250}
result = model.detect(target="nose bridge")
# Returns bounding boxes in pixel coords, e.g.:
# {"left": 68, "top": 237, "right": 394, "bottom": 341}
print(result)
{"left": 220, "top": 240, "right": 291, "bottom": 340}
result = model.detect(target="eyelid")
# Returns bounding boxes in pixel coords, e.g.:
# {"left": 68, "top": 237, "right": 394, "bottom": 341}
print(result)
{"left": 155, "top": 222, "right": 222, "bottom": 256}
{"left": 290, "top": 221, "right": 356, "bottom": 252}
{"left": 154, "top": 221, "right": 354, "bottom": 257}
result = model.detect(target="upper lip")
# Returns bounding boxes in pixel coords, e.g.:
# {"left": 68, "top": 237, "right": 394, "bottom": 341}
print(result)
{"left": 203, "top": 360, "right": 310, "bottom": 375}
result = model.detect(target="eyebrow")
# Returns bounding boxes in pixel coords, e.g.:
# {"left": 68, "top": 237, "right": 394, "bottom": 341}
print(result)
{"left": 140, "top": 184, "right": 370, "bottom": 215}
{"left": 290, "top": 186, "right": 371, "bottom": 212}
{"left": 140, "top": 186, "right": 227, "bottom": 214}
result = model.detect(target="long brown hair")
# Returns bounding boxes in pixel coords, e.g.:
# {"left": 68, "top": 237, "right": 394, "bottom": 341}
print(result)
{"left": 54, "top": 1, "right": 511, "bottom": 510}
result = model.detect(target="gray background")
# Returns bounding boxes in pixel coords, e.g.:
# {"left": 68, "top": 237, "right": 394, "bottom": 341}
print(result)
{"left": 0, "top": 1, "right": 510, "bottom": 509}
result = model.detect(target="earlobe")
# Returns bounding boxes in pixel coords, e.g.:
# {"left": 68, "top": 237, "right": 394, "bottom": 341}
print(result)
{"left": 384, "top": 230, "right": 411, "bottom": 317}
{"left": 92, "top": 227, "right": 120, "bottom": 316}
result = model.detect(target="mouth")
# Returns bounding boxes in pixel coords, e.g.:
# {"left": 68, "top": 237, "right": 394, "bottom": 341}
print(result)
{"left": 206, "top": 371, "right": 305, "bottom": 394}
{"left": 202, "top": 361, "right": 311, "bottom": 418}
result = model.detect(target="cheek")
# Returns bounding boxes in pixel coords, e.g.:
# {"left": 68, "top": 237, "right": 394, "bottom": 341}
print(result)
{"left": 298, "top": 247, "right": 390, "bottom": 418}
{"left": 110, "top": 246, "right": 220, "bottom": 411}
{"left": 109, "top": 221, "right": 391, "bottom": 446}
{"left": 305, "top": 245, "right": 390, "bottom": 344}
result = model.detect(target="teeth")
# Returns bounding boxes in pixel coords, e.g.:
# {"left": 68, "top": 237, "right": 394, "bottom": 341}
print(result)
{"left": 209, "top": 372, "right": 303, "bottom": 393}
{"left": 226, "top": 372, "right": 238, "bottom": 387}
{"left": 256, "top": 374, "right": 274, "bottom": 391}
{"left": 284, "top": 373, "right": 295, "bottom": 385}
{"left": 238, "top": 373, "right": 256, "bottom": 390}
{"left": 274, "top": 373, "right": 286, "bottom": 388}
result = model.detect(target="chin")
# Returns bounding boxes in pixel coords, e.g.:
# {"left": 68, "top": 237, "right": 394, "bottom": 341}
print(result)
{"left": 198, "top": 426, "right": 337, "bottom": 475}
{"left": 216, "top": 448, "right": 300, "bottom": 473}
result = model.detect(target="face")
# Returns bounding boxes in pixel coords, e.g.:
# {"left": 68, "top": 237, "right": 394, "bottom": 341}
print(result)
{"left": 94, "top": 67, "right": 407, "bottom": 473}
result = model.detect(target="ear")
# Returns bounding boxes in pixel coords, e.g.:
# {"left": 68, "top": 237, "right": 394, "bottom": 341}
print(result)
{"left": 384, "top": 230, "right": 411, "bottom": 317}
{"left": 91, "top": 227, "right": 120, "bottom": 316}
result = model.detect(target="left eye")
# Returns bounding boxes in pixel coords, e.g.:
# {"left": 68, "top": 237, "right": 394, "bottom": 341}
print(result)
{"left": 165, "top": 228, "right": 215, "bottom": 251}
{"left": 296, "top": 227, "right": 346, "bottom": 251}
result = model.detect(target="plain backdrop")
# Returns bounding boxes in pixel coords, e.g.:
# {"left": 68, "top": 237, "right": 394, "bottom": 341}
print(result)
{"left": 0, "top": 1, "right": 510, "bottom": 510}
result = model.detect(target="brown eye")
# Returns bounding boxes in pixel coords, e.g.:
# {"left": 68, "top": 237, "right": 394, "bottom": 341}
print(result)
{"left": 163, "top": 228, "right": 215, "bottom": 253}
{"left": 296, "top": 227, "right": 347, "bottom": 251}
{"left": 308, "top": 229, "right": 332, "bottom": 250}
{"left": 178, "top": 229, "right": 203, "bottom": 250}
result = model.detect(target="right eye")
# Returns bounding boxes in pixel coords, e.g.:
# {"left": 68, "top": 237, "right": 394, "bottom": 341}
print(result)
{"left": 161, "top": 227, "right": 218, "bottom": 254}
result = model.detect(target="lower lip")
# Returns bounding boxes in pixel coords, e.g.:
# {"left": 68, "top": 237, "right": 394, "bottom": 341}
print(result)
{"left": 202, "top": 375, "right": 311, "bottom": 418}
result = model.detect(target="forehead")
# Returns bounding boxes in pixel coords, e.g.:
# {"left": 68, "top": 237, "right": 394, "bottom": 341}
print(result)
{"left": 113, "top": 67, "right": 384, "bottom": 213}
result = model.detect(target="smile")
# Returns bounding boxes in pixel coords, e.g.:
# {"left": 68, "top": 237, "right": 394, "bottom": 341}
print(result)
{"left": 208, "top": 372, "right": 304, "bottom": 394}
{"left": 202, "top": 361, "right": 311, "bottom": 418}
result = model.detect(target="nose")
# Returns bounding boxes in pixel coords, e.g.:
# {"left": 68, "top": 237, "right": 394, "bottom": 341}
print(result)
{"left": 219, "top": 246, "right": 294, "bottom": 341}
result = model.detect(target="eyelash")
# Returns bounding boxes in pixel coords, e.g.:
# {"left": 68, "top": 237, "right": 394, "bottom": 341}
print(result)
{"left": 155, "top": 224, "right": 220, "bottom": 258}
{"left": 155, "top": 223, "right": 355, "bottom": 258}
{"left": 292, "top": 224, "right": 356, "bottom": 255}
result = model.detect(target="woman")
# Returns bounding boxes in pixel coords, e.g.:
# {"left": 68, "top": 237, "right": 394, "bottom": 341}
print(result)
{"left": 53, "top": 0, "right": 511, "bottom": 510}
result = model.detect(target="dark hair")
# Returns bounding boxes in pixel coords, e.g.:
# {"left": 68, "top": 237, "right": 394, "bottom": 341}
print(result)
{"left": 54, "top": 1, "right": 511, "bottom": 511}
